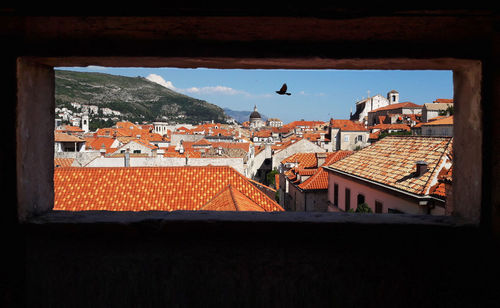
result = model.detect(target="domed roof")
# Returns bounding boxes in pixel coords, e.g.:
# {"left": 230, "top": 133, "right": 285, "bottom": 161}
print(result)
{"left": 249, "top": 105, "right": 261, "bottom": 119}
{"left": 250, "top": 111, "right": 261, "bottom": 119}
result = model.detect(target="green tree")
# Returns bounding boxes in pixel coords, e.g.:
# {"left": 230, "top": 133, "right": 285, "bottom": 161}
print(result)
{"left": 355, "top": 203, "right": 373, "bottom": 213}
{"left": 266, "top": 169, "right": 279, "bottom": 188}
{"left": 438, "top": 105, "right": 454, "bottom": 116}
{"left": 347, "top": 203, "right": 373, "bottom": 213}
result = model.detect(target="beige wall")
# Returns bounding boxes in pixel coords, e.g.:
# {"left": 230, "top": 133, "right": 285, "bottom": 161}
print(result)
{"left": 339, "top": 131, "right": 370, "bottom": 151}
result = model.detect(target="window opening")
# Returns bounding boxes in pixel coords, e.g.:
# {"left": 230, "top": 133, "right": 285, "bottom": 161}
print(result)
{"left": 345, "top": 188, "right": 351, "bottom": 212}
{"left": 333, "top": 183, "right": 338, "bottom": 206}
{"left": 38, "top": 64, "right": 460, "bottom": 218}
{"left": 375, "top": 201, "right": 383, "bottom": 213}
{"left": 357, "top": 194, "right": 365, "bottom": 206}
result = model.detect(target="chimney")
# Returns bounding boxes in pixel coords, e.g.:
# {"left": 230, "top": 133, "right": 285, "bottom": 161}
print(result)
{"left": 316, "top": 152, "right": 327, "bottom": 167}
{"left": 124, "top": 148, "right": 130, "bottom": 167}
{"left": 415, "top": 161, "right": 428, "bottom": 176}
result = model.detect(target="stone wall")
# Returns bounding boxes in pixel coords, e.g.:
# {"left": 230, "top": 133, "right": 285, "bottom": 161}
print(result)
{"left": 85, "top": 156, "right": 245, "bottom": 174}
{"left": 54, "top": 151, "right": 102, "bottom": 167}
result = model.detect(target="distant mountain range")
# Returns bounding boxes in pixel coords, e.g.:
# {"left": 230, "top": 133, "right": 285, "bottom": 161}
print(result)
{"left": 55, "top": 70, "right": 230, "bottom": 125}
{"left": 223, "top": 107, "right": 269, "bottom": 124}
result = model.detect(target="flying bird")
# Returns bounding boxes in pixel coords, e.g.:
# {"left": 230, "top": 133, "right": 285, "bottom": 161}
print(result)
{"left": 276, "top": 83, "right": 291, "bottom": 95}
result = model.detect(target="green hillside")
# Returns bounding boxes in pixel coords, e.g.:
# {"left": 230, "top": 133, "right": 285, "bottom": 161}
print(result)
{"left": 55, "top": 70, "right": 229, "bottom": 126}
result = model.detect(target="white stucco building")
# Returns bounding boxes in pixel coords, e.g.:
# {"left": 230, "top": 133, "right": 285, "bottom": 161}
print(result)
{"left": 350, "top": 90, "right": 400, "bottom": 125}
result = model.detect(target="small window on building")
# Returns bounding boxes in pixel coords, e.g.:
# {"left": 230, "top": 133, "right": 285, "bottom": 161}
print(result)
{"left": 344, "top": 135, "right": 349, "bottom": 142}
{"left": 375, "top": 201, "right": 383, "bottom": 213}
{"left": 345, "top": 188, "right": 351, "bottom": 211}
{"left": 133, "top": 150, "right": 141, "bottom": 154}
{"left": 334, "top": 183, "right": 339, "bottom": 206}
{"left": 357, "top": 194, "right": 365, "bottom": 205}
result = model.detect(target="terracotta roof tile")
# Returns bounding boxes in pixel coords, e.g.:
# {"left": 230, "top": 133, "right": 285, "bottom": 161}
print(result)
{"left": 329, "top": 119, "right": 367, "bottom": 131}
{"left": 281, "top": 153, "right": 318, "bottom": 168}
{"left": 433, "top": 99, "right": 453, "bottom": 104}
{"left": 372, "top": 123, "right": 411, "bottom": 131}
{"left": 56, "top": 125, "right": 84, "bottom": 133}
{"left": 200, "top": 185, "right": 266, "bottom": 211}
{"left": 422, "top": 115, "right": 453, "bottom": 126}
{"left": 54, "top": 166, "right": 284, "bottom": 212}
{"left": 55, "top": 132, "right": 85, "bottom": 142}
{"left": 298, "top": 151, "right": 353, "bottom": 190}
{"left": 54, "top": 158, "right": 75, "bottom": 168}
{"left": 369, "top": 102, "right": 422, "bottom": 113}
{"left": 326, "top": 136, "right": 452, "bottom": 196}
{"left": 85, "top": 137, "right": 117, "bottom": 153}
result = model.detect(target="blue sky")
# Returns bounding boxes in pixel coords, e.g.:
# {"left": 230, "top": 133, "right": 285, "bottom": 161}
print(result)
{"left": 57, "top": 66, "right": 453, "bottom": 124}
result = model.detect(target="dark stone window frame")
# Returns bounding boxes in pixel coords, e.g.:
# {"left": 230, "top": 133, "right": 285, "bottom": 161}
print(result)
{"left": 16, "top": 56, "right": 482, "bottom": 229}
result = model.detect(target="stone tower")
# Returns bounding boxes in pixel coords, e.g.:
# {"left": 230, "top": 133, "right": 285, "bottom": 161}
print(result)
{"left": 387, "top": 90, "right": 399, "bottom": 104}
{"left": 81, "top": 111, "right": 89, "bottom": 133}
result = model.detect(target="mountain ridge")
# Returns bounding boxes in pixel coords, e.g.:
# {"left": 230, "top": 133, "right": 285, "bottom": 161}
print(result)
{"left": 55, "top": 70, "right": 230, "bottom": 126}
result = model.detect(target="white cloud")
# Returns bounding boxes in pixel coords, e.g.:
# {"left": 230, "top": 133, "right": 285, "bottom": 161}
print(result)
{"left": 183, "top": 85, "right": 245, "bottom": 95}
{"left": 146, "top": 74, "right": 177, "bottom": 90}
{"left": 145, "top": 74, "right": 268, "bottom": 98}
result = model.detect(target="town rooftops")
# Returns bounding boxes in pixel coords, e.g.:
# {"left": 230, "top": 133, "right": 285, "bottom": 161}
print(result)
{"left": 281, "top": 152, "right": 320, "bottom": 169}
{"left": 421, "top": 115, "right": 453, "bottom": 126}
{"left": 297, "top": 151, "right": 353, "bottom": 190}
{"left": 329, "top": 119, "right": 367, "bottom": 131}
{"left": 54, "top": 166, "right": 284, "bottom": 212}
{"left": 200, "top": 185, "right": 267, "bottom": 211}
{"left": 433, "top": 99, "right": 453, "bottom": 104}
{"left": 371, "top": 123, "right": 411, "bottom": 131}
{"left": 325, "top": 136, "right": 453, "bottom": 197}
{"left": 368, "top": 102, "right": 422, "bottom": 113}
{"left": 54, "top": 132, "right": 85, "bottom": 143}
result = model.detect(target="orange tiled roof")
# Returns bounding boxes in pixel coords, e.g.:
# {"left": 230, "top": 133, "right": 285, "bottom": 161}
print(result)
{"left": 327, "top": 136, "right": 453, "bottom": 196}
{"left": 422, "top": 115, "right": 453, "bottom": 126}
{"left": 329, "top": 119, "right": 367, "bottom": 131}
{"left": 284, "top": 120, "right": 325, "bottom": 128}
{"left": 211, "top": 142, "right": 251, "bottom": 153}
{"left": 116, "top": 121, "right": 140, "bottom": 130}
{"left": 429, "top": 166, "right": 453, "bottom": 198}
{"left": 85, "top": 137, "right": 117, "bottom": 152}
{"left": 54, "top": 166, "right": 284, "bottom": 212}
{"left": 193, "top": 138, "right": 212, "bottom": 146}
{"left": 281, "top": 153, "right": 318, "bottom": 169}
{"left": 372, "top": 123, "right": 411, "bottom": 131}
{"left": 142, "top": 132, "right": 165, "bottom": 142}
{"left": 369, "top": 102, "right": 422, "bottom": 113}
{"left": 56, "top": 125, "right": 84, "bottom": 133}
{"left": 200, "top": 185, "right": 266, "bottom": 211}
{"left": 253, "top": 130, "right": 272, "bottom": 138}
{"left": 54, "top": 158, "right": 75, "bottom": 168}
{"left": 298, "top": 151, "right": 353, "bottom": 190}
{"left": 369, "top": 131, "right": 381, "bottom": 140}
{"left": 433, "top": 99, "right": 453, "bottom": 104}
{"left": 55, "top": 132, "right": 85, "bottom": 142}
